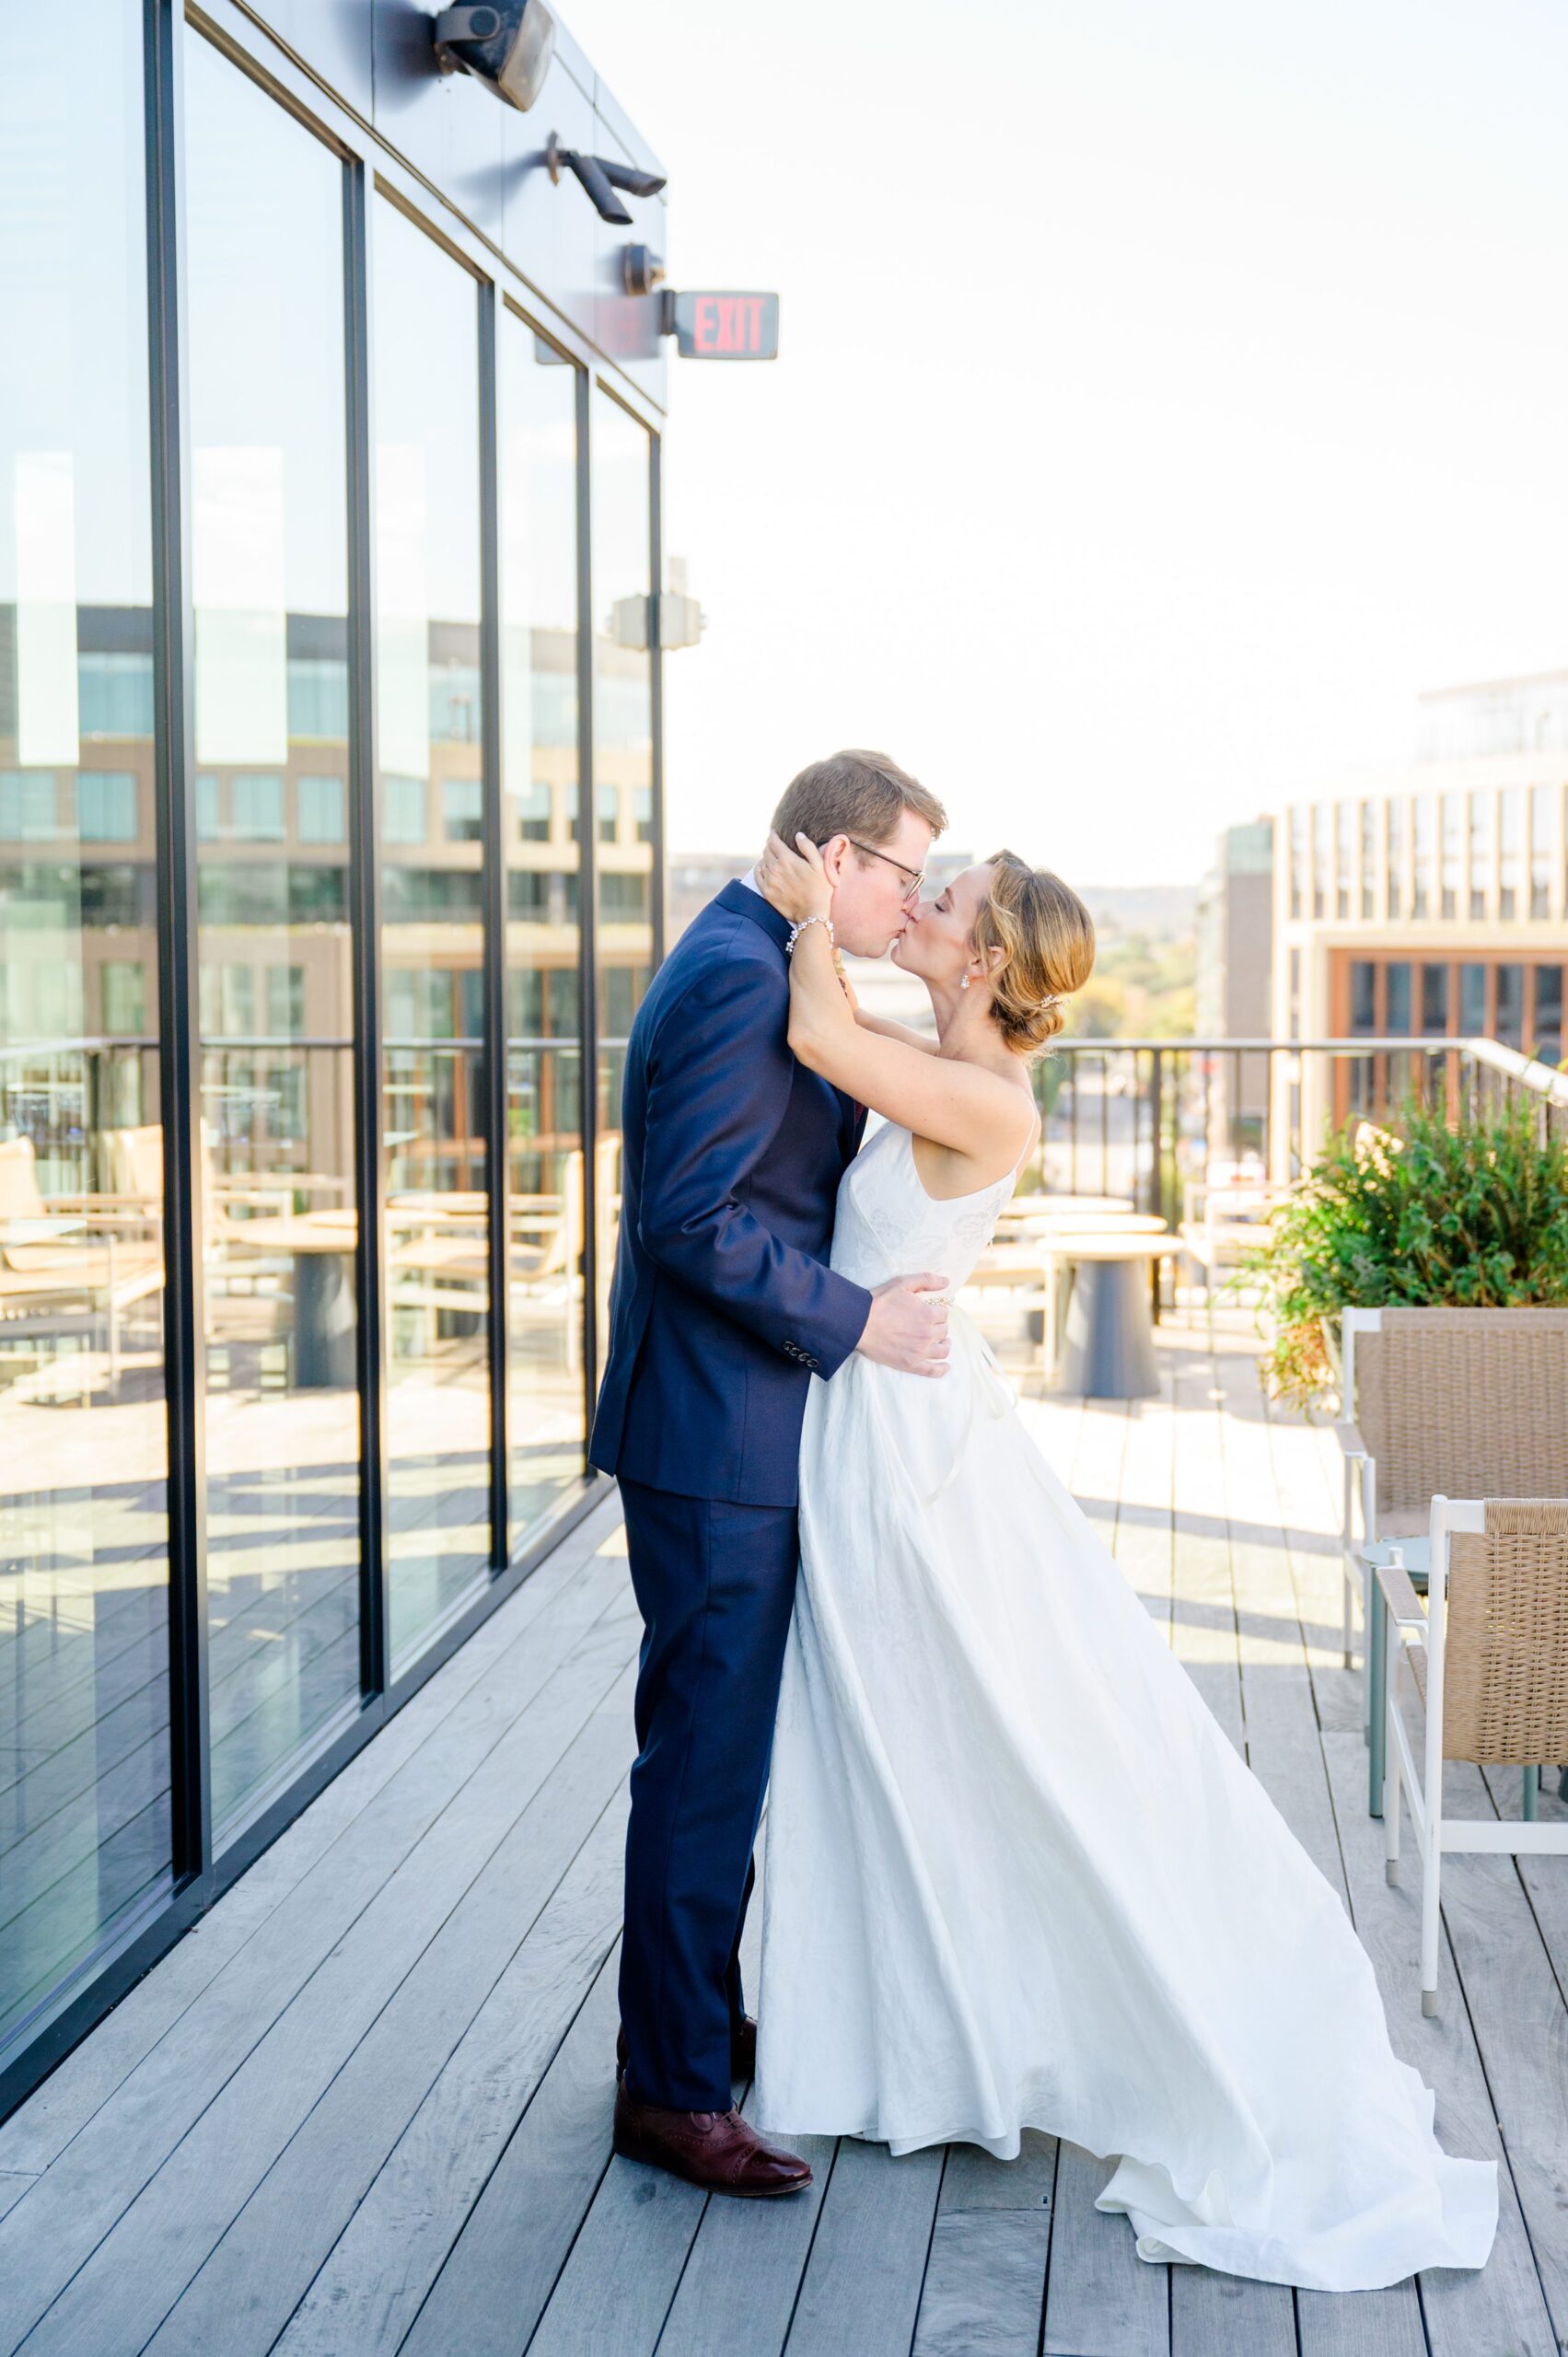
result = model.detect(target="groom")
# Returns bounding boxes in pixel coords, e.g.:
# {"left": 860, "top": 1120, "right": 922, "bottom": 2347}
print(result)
{"left": 589, "top": 749, "right": 951, "bottom": 2194}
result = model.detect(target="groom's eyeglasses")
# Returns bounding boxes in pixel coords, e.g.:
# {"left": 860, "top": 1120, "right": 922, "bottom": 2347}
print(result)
{"left": 837, "top": 837, "right": 926, "bottom": 904}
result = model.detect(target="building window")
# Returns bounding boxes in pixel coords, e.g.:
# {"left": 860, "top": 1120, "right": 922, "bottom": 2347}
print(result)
{"left": 0, "top": 771, "right": 58, "bottom": 839}
{"left": 1386, "top": 962, "right": 1411, "bottom": 1033}
{"left": 231, "top": 772, "right": 285, "bottom": 842}
{"left": 443, "top": 778, "right": 483, "bottom": 842}
{"left": 1386, "top": 799, "right": 1403, "bottom": 918}
{"left": 0, "top": 0, "right": 174, "bottom": 2069}
{"left": 1349, "top": 960, "right": 1376, "bottom": 1032}
{"left": 1494, "top": 963, "right": 1523, "bottom": 1046}
{"left": 264, "top": 963, "right": 306, "bottom": 1036}
{"left": 1530, "top": 782, "right": 1553, "bottom": 918}
{"left": 1312, "top": 803, "right": 1331, "bottom": 919}
{"left": 598, "top": 784, "right": 619, "bottom": 844}
{"left": 101, "top": 959, "right": 145, "bottom": 1035}
{"left": 1534, "top": 965, "right": 1563, "bottom": 1063}
{"left": 372, "top": 189, "right": 491, "bottom": 1669}
{"left": 1468, "top": 790, "right": 1493, "bottom": 919}
{"left": 1440, "top": 792, "right": 1462, "bottom": 918}
{"left": 1459, "top": 962, "right": 1487, "bottom": 1034}
{"left": 1421, "top": 962, "right": 1449, "bottom": 1037}
{"left": 383, "top": 774, "right": 427, "bottom": 844}
{"left": 296, "top": 772, "right": 345, "bottom": 843}
{"left": 516, "top": 781, "right": 552, "bottom": 842}
{"left": 633, "top": 784, "right": 654, "bottom": 845}
{"left": 287, "top": 654, "right": 350, "bottom": 741}
{"left": 1411, "top": 795, "right": 1434, "bottom": 919}
{"left": 1499, "top": 787, "right": 1522, "bottom": 919}
{"left": 78, "top": 650, "right": 156, "bottom": 738}
{"left": 76, "top": 769, "right": 138, "bottom": 842}
{"left": 1359, "top": 802, "right": 1376, "bottom": 918}
{"left": 1289, "top": 806, "right": 1306, "bottom": 920}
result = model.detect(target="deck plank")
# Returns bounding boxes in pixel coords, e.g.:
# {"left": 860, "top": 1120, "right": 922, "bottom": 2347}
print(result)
{"left": 911, "top": 2133, "right": 1055, "bottom": 2357}
{"left": 1040, "top": 2140, "right": 1169, "bottom": 2357}
{"left": 781, "top": 2135, "right": 945, "bottom": 2357}
{"left": 399, "top": 1947, "right": 625, "bottom": 2357}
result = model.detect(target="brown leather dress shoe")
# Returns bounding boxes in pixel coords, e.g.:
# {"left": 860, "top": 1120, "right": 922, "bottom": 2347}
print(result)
{"left": 616, "top": 2015, "right": 757, "bottom": 2084}
{"left": 612, "top": 2079, "right": 812, "bottom": 2198}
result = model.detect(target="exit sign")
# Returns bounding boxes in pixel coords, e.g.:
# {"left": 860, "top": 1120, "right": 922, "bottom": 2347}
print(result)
{"left": 667, "top": 291, "right": 779, "bottom": 361}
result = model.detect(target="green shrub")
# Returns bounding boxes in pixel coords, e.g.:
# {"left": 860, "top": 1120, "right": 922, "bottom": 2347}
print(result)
{"left": 1236, "top": 1096, "right": 1568, "bottom": 1405}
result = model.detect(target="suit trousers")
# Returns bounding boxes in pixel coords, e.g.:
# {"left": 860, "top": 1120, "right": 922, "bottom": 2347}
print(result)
{"left": 617, "top": 1475, "right": 801, "bottom": 2111}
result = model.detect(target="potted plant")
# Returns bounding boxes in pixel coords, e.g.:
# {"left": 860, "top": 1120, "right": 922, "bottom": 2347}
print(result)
{"left": 1235, "top": 1095, "right": 1568, "bottom": 1407}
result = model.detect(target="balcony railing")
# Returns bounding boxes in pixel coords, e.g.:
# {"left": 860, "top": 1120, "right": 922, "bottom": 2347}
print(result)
{"left": 1028, "top": 1034, "right": 1568, "bottom": 1312}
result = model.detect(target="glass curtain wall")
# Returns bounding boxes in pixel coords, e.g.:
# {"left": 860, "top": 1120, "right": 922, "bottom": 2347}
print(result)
{"left": 371, "top": 200, "right": 492, "bottom": 1669}
{"left": 499, "top": 315, "right": 587, "bottom": 1538}
{"left": 0, "top": 6, "right": 172, "bottom": 2053}
{"left": 590, "top": 392, "right": 656, "bottom": 1376}
{"left": 184, "top": 38, "right": 361, "bottom": 1838}
{"left": 0, "top": 16, "right": 663, "bottom": 2112}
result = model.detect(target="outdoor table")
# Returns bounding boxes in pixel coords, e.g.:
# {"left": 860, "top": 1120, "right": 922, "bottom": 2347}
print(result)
{"left": 230, "top": 1209, "right": 357, "bottom": 1388}
{"left": 1053, "top": 1230, "right": 1177, "bottom": 1399}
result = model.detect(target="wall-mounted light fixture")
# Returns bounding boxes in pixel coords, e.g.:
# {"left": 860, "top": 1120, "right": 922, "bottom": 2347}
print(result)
{"left": 545, "top": 133, "right": 667, "bottom": 226}
{"left": 433, "top": 3, "right": 555, "bottom": 111}
{"left": 621, "top": 244, "right": 666, "bottom": 298}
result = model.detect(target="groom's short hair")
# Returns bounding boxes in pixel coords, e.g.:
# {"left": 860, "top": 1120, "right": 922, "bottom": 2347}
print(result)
{"left": 772, "top": 749, "right": 947, "bottom": 853}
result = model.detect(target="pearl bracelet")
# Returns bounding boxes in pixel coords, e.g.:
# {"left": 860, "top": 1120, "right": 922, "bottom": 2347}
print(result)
{"left": 785, "top": 912, "right": 835, "bottom": 957}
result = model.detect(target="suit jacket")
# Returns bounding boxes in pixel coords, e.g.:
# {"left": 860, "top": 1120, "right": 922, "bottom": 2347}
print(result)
{"left": 588, "top": 878, "right": 872, "bottom": 1507}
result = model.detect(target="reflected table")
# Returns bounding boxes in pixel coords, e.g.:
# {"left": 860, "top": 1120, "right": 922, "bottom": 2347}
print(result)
{"left": 229, "top": 1210, "right": 357, "bottom": 1389}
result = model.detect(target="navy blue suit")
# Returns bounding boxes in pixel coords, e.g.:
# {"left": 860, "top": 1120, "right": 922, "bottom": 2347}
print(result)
{"left": 589, "top": 878, "right": 872, "bottom": 2108}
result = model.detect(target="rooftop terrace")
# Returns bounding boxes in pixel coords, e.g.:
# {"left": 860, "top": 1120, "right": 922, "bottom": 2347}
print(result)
{"left": 0, "top": 1307, "right": 1562, "bottom": 2357}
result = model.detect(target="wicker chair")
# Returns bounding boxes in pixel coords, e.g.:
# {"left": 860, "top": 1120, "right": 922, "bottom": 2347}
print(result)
{"left": 1380, "top": 1496, "right": 1568, "bottom": 2014}
{"left": 1334, "top": 1306, "right": 1568, "bottom": 1809}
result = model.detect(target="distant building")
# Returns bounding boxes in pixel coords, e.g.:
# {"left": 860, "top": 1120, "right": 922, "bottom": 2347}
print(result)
{"left": 1195, "top": 819, "right": 1274, "bottom": 1157}
{"left": 1272, "top": 672, "right": 1568, "bottom": 1161}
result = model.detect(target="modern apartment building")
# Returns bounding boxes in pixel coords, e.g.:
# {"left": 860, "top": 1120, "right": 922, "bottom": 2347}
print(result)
{"left": 1272, "top": 674, "right": 1568, "bottom": 1157}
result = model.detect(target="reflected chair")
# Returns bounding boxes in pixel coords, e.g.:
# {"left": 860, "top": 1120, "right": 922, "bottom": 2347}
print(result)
{"left": 1381, "top": 1495, "right": 1568, "bottom": 2014}
{"left": 508, "top": 1147, "right": 585, "bottom": 1374}
{"left": 0, "top": 1134, "right": 166, "bottom": 1388}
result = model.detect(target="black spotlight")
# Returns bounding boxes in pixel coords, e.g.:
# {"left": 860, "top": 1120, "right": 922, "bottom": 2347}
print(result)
{"left": 545, "top": 133, "right": 668, "bottom": 226}
{"left": 433, "top": 3, "right": 555, "bottom": 111}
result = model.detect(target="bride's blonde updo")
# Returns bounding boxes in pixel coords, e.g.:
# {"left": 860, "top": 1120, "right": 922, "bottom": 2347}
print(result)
{"left": 971, "top": 852, "right": 1097, "bottom": 1056}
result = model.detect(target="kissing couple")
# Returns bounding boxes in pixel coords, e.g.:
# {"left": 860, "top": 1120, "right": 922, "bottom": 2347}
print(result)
{"left": 587, "top": 749, "right": 1496, "bottom": 2290}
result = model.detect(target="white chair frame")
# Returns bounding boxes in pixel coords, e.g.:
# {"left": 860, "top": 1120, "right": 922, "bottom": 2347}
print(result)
{"left": 1381, "top": 1494, "right": 1568, "bottom": 2016}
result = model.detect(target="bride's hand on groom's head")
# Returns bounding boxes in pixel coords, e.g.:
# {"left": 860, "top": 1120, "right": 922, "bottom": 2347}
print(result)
{"left": 757, "top": 829, "right": 833, "bottom": 923}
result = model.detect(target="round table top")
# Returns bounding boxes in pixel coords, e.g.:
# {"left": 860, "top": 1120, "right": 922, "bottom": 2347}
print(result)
{"left": 1046, "top": 1230, "right": 1177, "bottom": 1261}
{"left": 227, "top": 1212, "right": 357, "bottom": 1254}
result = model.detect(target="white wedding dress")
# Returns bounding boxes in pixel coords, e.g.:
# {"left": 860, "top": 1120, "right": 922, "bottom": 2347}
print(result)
{"left": 752, "top": 1117, "right": 1498, "bottom": 2292}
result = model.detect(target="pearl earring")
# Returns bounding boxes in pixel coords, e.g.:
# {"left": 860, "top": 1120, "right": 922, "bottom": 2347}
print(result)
{"left": 960, "top": 973, "right": 970, "bottom": 990}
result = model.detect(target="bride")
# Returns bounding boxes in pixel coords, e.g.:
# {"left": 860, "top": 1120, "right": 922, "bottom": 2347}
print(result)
{"left": 748, "top": 827, "right": 1498, "bottom": 2293}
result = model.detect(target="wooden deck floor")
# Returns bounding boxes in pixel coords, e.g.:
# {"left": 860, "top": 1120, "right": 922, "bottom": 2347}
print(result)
{"left": 1, "top": 1312, "right": 1564, "bottom": 2357}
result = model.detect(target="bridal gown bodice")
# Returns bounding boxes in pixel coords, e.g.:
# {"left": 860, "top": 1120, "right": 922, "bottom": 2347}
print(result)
{"left": 752, "top": 1119, "right": 1497, "bottom": 2293}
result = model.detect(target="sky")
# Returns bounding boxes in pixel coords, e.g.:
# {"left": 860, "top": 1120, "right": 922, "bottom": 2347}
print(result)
{"left": 566, "top": 0, "right": 1568, "bottom": 886}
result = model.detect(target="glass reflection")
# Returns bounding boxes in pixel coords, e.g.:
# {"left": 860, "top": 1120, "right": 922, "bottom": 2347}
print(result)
{"left": 372, "top": 201, "right": 491, "bottom": 1667}
{"left": 500, "top": 316, "right": 587, "bottom": 1539}
{"left": 0, "top": 4, "right": 173, "bottom": 2054}
{"left": 591, "top": 393, "right": 656, "bottom": 1378}
{"left": 185, "top": 36, "right": 361, "bottom": 1839}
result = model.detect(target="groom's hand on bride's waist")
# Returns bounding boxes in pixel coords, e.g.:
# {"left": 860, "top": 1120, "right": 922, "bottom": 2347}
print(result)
{"left": 854, "top": 1273, "right": 952, "bottom": 1376}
